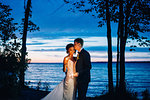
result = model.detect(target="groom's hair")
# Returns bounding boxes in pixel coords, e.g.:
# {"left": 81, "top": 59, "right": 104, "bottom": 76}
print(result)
{"left": 74, "top": 38, "right": 84, "bottom": 47}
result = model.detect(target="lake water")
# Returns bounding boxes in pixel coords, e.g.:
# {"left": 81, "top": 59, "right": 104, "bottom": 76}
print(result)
{"left": 25, "top": 62, "right": 150, "bottom": 98}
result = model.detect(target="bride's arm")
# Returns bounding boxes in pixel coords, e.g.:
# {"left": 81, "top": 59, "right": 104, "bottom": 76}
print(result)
{"left": 63, "top": 57, "right": 68, "bottom": 72}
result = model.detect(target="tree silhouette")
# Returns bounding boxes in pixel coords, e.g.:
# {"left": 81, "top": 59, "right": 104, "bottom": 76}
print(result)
{"left": 0, "top": 2, "right": 22, "bottom": 97}
{"left": 0, "top": 3, "right": 17, "bottom": 45}
{"left": 106, "top": 0, "right": 113, "bottom": 94}
{"left": 116, "top": 20, "right": 120, "bottom": 90}
{"left": 119, "top": 0, "right": 125, "bottom": 93}
{"left": 64, "top": 0, "right": 114, "bottom": 94}
{"left": 64, "top": 0, "right": 150, "bottom": 96}
{"left": 118, "top": 0, "right": 150, "bottom": 94}
{"left": 0, "top": 1, "right": 39, "bottom": 97}
{"left": 20, "top": 0, "right": 39, "bottom": 87}
{"left": 20, "top": 0, "right": 32, "bottom": 88}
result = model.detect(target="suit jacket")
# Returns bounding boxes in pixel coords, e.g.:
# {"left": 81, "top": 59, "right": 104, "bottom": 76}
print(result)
{"left": 76, "top": 49, "right": 92, "bottom": 83}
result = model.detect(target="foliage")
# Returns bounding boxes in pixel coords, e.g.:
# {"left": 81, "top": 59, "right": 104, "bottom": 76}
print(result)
{"left": 123, "top": 0, "right": 150, "bottom": 51}
{"left": 36, "top": 80, "right": 42, "bottom": 91}
{"left": 64, "top": 0, "right": 119, "bottom": 27}
{"left": 0, "top": 52, "right": 21, "bottom": 97}
{"left": 0, "top": 3, "right": 18, "bottom": 45}
{"left": 0, "top": 0, "right": 39, "bottom": 92}
{"left": 19, "top": 18, "right": 40, "bottom": 34}
{"left": 64, "top": 0, "right": 150, "bottom": 95}
{"left": 64, "top": 0, "right": 150, "bottom": 48}
{"left": 142, "top": 89, "right": 150, "bottom": 100}
{"left": 0, "top": 2, "right": 30, "bottom": 97}
{"left": 43, "top": 81, "right": 50, "bottom": 91}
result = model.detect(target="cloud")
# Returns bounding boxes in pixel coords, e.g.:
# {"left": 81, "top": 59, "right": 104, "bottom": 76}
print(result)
{"left": 26, "top": 36, "right": 150, "bottom": 63}
{"left": 30, "top": 48, "right": 65, "bottom": 52}
{"left": 26, "top": 36, "right": 150, "bottom": 53}
{"left": 27, "top": 43, "right": 46, "bottom": 45}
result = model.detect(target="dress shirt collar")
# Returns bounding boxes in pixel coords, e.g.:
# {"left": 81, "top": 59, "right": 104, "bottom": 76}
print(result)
{"left": 78, "top": 48, "right": 83, "bottom": 54}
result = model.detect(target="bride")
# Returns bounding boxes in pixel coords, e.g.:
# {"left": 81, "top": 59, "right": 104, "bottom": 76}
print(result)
{"left": 41, "top": 43, "right": 77, "bottom": 100}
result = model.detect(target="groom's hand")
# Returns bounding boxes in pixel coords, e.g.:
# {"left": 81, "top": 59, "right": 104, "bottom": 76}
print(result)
{"left": 74, "top": 72, "right": 79, "bottom": 77}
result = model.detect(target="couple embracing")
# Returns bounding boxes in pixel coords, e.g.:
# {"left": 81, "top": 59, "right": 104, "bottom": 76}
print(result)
{"left": 42, "top": 38, "right": 92, "bottom": 100}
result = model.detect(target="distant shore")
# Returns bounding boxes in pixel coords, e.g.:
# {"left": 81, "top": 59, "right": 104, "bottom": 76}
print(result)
{"left": 29, "top": 61, "right": 150, "bottom": 64}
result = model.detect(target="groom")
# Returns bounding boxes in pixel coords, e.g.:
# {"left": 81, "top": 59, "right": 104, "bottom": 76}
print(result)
{"left": 74, "top": 38, "right": 92, "bottom": 100}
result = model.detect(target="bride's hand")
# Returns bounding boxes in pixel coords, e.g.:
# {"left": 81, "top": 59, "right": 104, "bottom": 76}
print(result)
{"left": 74, "top": 72, "right": 79, "bottom": 77}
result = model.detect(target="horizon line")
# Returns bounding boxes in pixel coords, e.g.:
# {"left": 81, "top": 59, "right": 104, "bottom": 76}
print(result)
{"left": 29, "top": 61, "right": 150, "bottom": 64}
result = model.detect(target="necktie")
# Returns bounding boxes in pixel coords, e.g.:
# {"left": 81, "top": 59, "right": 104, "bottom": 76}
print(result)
{"left": 77, "top": 52, "right": 79, "bottom": 61}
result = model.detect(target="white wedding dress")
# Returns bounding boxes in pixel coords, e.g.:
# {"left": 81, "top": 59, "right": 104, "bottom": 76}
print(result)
{"left": 41, "top": 58, "right": 76, "bottom": 100}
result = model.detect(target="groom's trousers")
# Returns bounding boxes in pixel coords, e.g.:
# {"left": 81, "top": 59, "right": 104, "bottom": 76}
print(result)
{"left": 77, "top": 82, "right": 89, "bottom": 100}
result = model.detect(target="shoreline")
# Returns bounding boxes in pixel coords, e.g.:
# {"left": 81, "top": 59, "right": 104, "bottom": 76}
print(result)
{"left": 2, "top": 87, "right": 148, "bottom": 100}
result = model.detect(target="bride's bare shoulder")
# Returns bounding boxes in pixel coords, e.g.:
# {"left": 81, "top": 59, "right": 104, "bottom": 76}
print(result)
{"left": 63, "top": 56, "right": 69, "bottom": 62}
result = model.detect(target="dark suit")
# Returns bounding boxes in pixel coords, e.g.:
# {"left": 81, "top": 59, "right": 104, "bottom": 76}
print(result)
{"left": 76, "top": 49, "right": 91, "bottom": 100}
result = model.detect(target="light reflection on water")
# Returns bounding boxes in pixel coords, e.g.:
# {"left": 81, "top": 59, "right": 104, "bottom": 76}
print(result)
{"left": 25, "top": 62, "right": 150, "bottom": 98}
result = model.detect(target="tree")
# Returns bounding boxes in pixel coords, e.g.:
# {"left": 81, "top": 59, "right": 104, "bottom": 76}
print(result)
{"left": 106, "top": 0, "right": 113, "bottom": 94}
{"left": 20, "top": 0, "right": 39, "bottom": 87}
{"left": 64, "top": 0, "right": 114, "bottom": 94}
{"left": 0, "top": 2, "right": 22, "bottom": 97}
{"left": 0, "top": 2, "right": 39, "bottom": 96}
{"left": 119, "top": 0, "right": 125, "bottom": 93}
{"left": 117, "top": 0, "right": 150, "bottom": 94}
{"left": 116, "top": 20, "right": 120, "bottom": 90}
{"left": 0, "top": 2, "right": 17, "bottom": 46}
{"left": 64, "top": 0, "right": 150, "bottom": 95}
{"left": 20, "top": 0, "right": 32, "bottom": 87}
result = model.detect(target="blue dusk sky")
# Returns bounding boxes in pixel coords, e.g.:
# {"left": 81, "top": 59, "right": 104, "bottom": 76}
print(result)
{"left": 1, "top": 0, "right": 150, "bottom": 63}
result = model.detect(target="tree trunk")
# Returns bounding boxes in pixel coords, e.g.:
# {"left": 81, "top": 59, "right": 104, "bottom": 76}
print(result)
{"left": 20, "top": 0, "right": 31, "bottom": 87}
{"left": 116, "top": 22, "right": 120, "bottom": 90}
{"left": 119, "top": 0, "right": 126, "bottom": 93}
{"left": 106, "top": 0, "right": 113, "bottom": 94}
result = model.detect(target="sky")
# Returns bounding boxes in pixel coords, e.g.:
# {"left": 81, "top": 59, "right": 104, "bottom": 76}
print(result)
{"left": 1, "top": 0, "right": 150, "bottom": 63}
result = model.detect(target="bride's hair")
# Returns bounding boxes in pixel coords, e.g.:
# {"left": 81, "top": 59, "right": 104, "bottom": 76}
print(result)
{"left": 66, "top": 43, "right": 75, "bottom": 54}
